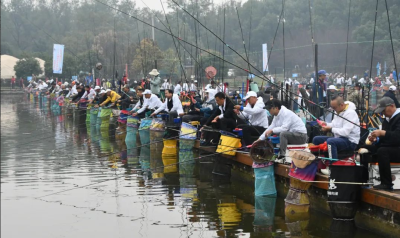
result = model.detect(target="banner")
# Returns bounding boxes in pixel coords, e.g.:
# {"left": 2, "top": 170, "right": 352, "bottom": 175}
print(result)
{"left": 262, "top": 43, "right": 268, "bottom": 72}
{"left": 53, "top": 44, "right": 65, "bottom": 74}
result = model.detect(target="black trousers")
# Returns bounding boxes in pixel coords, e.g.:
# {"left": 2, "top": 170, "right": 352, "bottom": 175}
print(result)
{"left": 211, "top": 118, "right": 236, "bottom": 132}
{"left": 138, "top": 108, "right": 154, "bottom": 119}
{"left": 362, "top": 145, "right": 400, "bottom": 186}
{"left": 182, "top": 113, "right": 202, "bottom": 123}
{"left": 237, "top": 124, "right": 265, "bottom": 146}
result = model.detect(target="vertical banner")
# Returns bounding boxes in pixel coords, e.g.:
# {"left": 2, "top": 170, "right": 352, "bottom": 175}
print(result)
{"left": 53, "top": 44, "right": 65, "bottom": 74}
{"left": 262, "top": 43, "right": 268, "bottom": 72}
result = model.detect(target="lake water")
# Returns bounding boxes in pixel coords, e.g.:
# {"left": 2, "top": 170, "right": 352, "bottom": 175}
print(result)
{"left": 1, "top": 93, "right": 381, "bottom": 238}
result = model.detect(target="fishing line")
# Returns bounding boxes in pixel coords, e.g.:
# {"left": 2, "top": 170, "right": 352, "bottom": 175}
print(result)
{"left": 91, "top": 0, "right": 368, "bottom": 129}
{"left": 235, "top": 6, "right": 251, "bottom": 79}
{"left": 36, "top": 144, "right": 250, "bottom": 199}
{"left": 368, "top": 0, "right": 379, "bottom": 85}
{"left": 384, "top": 0, "right": 399, "bottom": 88}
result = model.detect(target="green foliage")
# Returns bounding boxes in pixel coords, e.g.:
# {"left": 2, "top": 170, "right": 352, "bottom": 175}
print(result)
{"left": 1, "top": 0, "right": 399, "bottom": 80}
{"left": 14, "top": 57, "right": 42, "bottom": 78}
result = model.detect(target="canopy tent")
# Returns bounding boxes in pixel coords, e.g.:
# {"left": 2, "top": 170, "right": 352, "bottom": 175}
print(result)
{"left": 0, "top": 54, "right": 45, "bottom": 79}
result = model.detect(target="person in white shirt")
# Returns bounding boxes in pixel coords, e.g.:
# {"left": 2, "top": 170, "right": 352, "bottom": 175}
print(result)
{"left": 174, "top": 81, "right": 182, "bottom": 95}
{"left": 358, "top": 77, "right": 366, "bottom": 85}
{"left": 81, "top": 85, "right": 96, "bottom": 101}
{"left": 257, "top": 99, "right": 308, "bottom": 159}
{"left": 205, "top": 81, "right": 216, "bottom": 90}
{"left": 310, "top": 78, "right": 315, "bottom": 84}
{"left": 37, "top": 80, "right": 48, "bottom": 90}
{"left": 190, "top": 80, "right": 197, "bottom": 91}
{"left": 313, "top": 97, "right": 360, "bottom": 171}
{"left": 346, "top": 77, "right": 352, "bottom": 86}
{"left": 131, "top": 88, "right": 144, "bottom": 112}
{"left": 336, "top": 77, "right": 343, "bottom": 86}
{"left": 151, "top": 89, "right": 184, "bottom": 124}
{"left": 234, "top": 91, "right": 269, "bottom": 147}
{"left": 161, "top": 79, "right": 170, "bottom": 90}
{"left": 132, "top": 89, "right": 162, "bottom": 118}
{"left": 285, "top": 78, "right": 292, "bottom": 85}
{"left": 182, "top": 81, "right": 189, "bottom": 92}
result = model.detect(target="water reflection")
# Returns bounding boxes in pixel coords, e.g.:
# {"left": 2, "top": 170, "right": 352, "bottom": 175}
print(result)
{"left": 0, "top": 94, "right": 384, "bottom": 238}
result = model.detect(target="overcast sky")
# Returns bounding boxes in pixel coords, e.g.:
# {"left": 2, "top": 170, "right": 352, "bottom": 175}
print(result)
{"left": 135, "top": 0, "right": 245, "bottom": 12}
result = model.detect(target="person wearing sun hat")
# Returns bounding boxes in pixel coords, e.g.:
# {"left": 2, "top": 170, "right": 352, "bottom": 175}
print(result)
{"left": 383, "top": 85, "right": 400, "bottom": 108}
{"left": 148, "top": 69, "right": 162, "bottom": 96}
{"left": 360, "top": 97, "right": 400, "bottom": 190}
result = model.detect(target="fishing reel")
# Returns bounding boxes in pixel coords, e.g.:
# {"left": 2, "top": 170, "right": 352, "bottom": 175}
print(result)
{"left": 250, "top": 140, "right": 275, "bottom": 164}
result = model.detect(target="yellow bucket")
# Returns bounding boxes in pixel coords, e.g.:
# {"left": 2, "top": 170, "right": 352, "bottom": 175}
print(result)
{"left": 162, "top": 139, "right": 177, "bottom": 156}
{"left": 216, "top": 134, "right": 241, "bottom": 156}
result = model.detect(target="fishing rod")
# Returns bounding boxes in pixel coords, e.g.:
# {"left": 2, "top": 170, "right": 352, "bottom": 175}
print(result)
{"left": 343, "top": 0, "right": 352, "bottom": 101}
{"left": 221, "top": 8, "right": 226, "bottom": 85}
{"left": 93, "top": 0, "right": 370, "bottom": 129}
{"left": 235, "top": 6, "right": 251, "bottom": 90}
{"left": 384, "top": 0, "right": 399, "bottom": 89}
{"left": 159, "top": 0, "right": 187, "bottom": 82}
{"left": 36, "top": 144, "right": 253, "bottom": 199}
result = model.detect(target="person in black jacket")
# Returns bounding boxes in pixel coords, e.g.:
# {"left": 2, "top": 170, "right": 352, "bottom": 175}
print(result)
{"left": 203, "top": 92, "right": 236, "bottom": 132}
{"left": 383, "top": 86, "right": 400, "bottom": 108}
{"left": 117, "top": 85, "right": 135, "bottom": 110}
{"left": 361, "top": 97, "right": 400, "bottom": 190}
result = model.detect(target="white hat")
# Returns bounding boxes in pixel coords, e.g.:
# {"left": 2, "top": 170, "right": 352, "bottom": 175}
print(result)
{"left": 99, "top": 90, "right": 106, "bottom": 94}
{"left": 327, "top": 85, "right": 337, "bottom": 90}
{"left": 64, "top": 82, "right": 69, "bottom": 86}
{"left": 244, "top": 91, "right": 257, "bottom": 99}
{"left": 164, "top": 78, "right": 168, "bottom": 81}
{"left": 143, "top": 89, "right": 152, "bottom": 95}
{"left": 94, "top": 86, "right": 101, "bottom": 90}
{"left": 194, "top": 80, "right": 197, "bottom": 83}
{"left": 389, "top": 85, "right": 397, "bottom": 91}
{"left": 134, "top": 80, "right": 137, "bottom": 83}
{"left": 106, "top": 89, "right": 111, "bottom": 92}
{"left": 148, "top": 69, "right": 160, "bottom": 76}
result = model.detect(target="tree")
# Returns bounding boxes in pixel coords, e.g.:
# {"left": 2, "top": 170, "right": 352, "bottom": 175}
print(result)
{"left": 132, "top": 39, "right": 164, "bottom": 76}
{"left": 14, "top": 57, "right": 42, "bottom": 78}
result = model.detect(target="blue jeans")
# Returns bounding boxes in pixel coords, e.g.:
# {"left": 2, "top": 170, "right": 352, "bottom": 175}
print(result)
{"left": 312, "top": 136, "right": 357, "bottom": 159}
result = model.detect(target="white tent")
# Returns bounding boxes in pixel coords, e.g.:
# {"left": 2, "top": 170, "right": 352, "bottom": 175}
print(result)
{"left": 1, "top": 55, "right": 19, "bottom": 79}
{"left": 0, "top": 54, "right": 45, "bottom": 79}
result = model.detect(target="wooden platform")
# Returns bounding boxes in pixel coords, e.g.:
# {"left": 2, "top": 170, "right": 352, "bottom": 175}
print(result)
{"left": 194, "top": 140, "right": 400, "bottom": 213}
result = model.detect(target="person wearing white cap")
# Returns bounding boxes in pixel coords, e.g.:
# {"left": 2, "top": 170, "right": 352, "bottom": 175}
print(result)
{"left": 151, "top": 89, "right": 184, "bottom": 123}
{"left": 194, "top": 88, "right": 218, "bottom": 125}
{"left": 148, "top": 69, "right": 162, "bottom": 96}
{"left": 383, "top": 85, "right": 400, "bottom": 108}
{"left": 234, "top": 91, "right": 269, "bottom": 147}
{"left": 327, "top": 85, "right": 338, "bottom": 102}
{"left": 87, "top": 86, "right": 101, "bottom": 103}
{"left": 132, "top": 89, "right": 162, "bottom": 118}
{"left": 94, "top": 90, "right": 108, "bottom": 107}
{"left": 99, "top": 89, "right": 121, "bottom": 107}
{"left": 257, "top": 99, "right": 308, "bottom": 160}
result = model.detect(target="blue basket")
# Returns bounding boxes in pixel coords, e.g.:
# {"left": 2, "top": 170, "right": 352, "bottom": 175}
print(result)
{"left": 254, "top": 165, "right": 277, "bottom": 196}
{"left": 268, "top": 136, "right": 280, "bottom": 144}
{"left": 173, "top": 117, "right": 181, "bottom": 124}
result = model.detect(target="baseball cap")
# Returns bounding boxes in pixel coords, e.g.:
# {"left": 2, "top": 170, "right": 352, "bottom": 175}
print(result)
{"left": 389, "top": 85, "right": 397, "bottom": 91}
{"left": 327, "top": 85, "right": 337, "bottom": 90}
{"left": 106, "top": 89, "right": 111, "bottom": 92}
{"left": 99, "top": 90, "right": 106, "bottom": 94}
{"left": 94, "top": 86, "right": 101, "bottom": 90}
{"left": 318, "top": 70, "right": 327, "bottom": 75}
{"left": 143, "top": 89, "right": 152, "bottom": 95}
{"left": 244, "top": 91, "right": 257, "bottom": 99}
{"left": 374, "top": 97, "right": 395, "bottom": 114}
